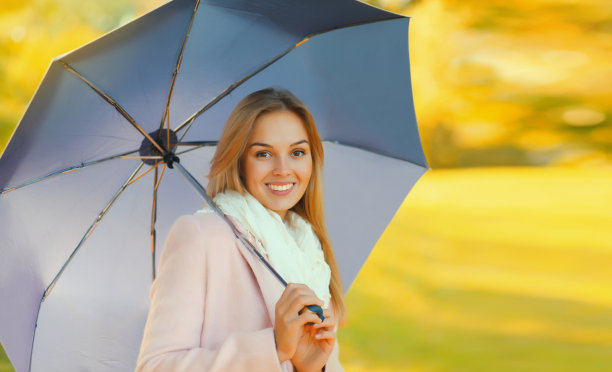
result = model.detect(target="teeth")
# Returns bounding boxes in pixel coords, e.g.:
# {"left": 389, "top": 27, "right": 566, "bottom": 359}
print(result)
{"left": 268, "top": 183, "right": 293, "bottom": 191}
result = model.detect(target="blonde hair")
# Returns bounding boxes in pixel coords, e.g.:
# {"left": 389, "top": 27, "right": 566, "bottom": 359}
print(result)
{"left": 207, "top": 88, "right": 346, "bottom": 326}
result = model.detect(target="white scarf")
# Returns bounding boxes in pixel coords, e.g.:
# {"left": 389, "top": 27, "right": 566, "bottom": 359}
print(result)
{"left": 196, "top": 190, "right": 332, "bottom": 308}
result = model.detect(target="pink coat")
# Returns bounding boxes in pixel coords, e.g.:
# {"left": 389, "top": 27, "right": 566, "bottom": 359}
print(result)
{"left": 135, "top": 213, "right": 344, "bottom": 372}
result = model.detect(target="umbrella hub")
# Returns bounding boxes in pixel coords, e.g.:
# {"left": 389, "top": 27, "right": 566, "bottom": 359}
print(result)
{"left": 139, "top": 129, "right": 180, "bottom": 168}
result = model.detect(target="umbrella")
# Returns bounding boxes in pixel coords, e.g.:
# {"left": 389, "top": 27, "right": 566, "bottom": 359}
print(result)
{"left": 0, "top": 0, "right": 428, "bottom": 371}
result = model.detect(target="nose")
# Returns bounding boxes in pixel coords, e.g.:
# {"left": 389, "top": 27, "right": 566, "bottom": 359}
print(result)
{"left": 272, "top": 156, "right": 291, "bottom": 176}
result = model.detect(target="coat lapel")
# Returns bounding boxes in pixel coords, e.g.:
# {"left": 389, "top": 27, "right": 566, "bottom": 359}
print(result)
{"left": 229, "top": 217, "right": 285, "bottom": 325}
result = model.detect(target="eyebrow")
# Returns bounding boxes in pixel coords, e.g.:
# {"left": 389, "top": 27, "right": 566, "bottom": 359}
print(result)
{"left": 249, "top": 139, "right": 309, "bottom": 148}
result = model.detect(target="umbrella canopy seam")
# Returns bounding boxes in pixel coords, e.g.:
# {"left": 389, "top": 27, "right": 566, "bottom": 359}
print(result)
{"left": 0, "top": 142, "right": 216, "bottom": 195}
{"left": 40, "top": 162, "right": 146, "bottom": 303}
{"left": 157, "top": 0, "right": 201, "bottom": 135}
{"left": 0, "top": 148, "right": 142, "bottom": 194}
{"left": 60, "top": 61, "right": 166, "bottom": 156}
{"left": 172, "top": 17, "right": 405, "bottom": 140}
{"left": 201, "top": 0, "right": 403, "bottom": 35}
{"left": 322, "top": 140, "right": 429, "bottom": 166}
{"left": 28, "top": 162, "right": 146, "bottom": 370}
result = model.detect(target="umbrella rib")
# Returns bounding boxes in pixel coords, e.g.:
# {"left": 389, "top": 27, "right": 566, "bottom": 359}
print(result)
{"left": 172, "top": 161, "right": 288, "bottom": 287}
{"left": 150, "top": 166, "right": 159, "bottom": 281}
{"left": 40, "top": 162, "right": 145, "bottom": 302}
{"left": 1, "top": 148, "right": 143, "bottom": 195}
{"left": 174, "top": 142, "right": 218, "bottom": 157}
{"left": 128, "top": 160, "right": 161, "bottom": 185}
{"left": 59, "top": 60, "right": 166, "bottom": 155}
{"left": 175, "top": 140, "right": 218, "bottom": 146}
{"left": 149, "top": 162, "right": 167, "bottom": 281}
{"left": 173, "top": 41, "right": 299, "bottom": 138}
{"left": 121, "top": 155, "right": 163, "bottom": 160}
{"left": 322, "top": 139, "right": 427, "bottom": 165}
{"left": 172, "top": 17, "right": 404, "bottom": 140}
{"left": 305, "top": 16, "right": 404, "bottom": 40}
{"left": 158, "top": 0, "right": 201, "bottom": 135}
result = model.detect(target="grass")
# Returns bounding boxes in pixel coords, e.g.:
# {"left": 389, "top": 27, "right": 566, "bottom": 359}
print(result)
{"left": 338, "top": 166, "right": 612, "bottom": 372}
{"left": 2, "top": 166, "right": 611, "bottom": 371}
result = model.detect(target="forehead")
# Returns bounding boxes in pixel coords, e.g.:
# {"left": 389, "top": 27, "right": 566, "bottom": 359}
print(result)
{"left": 248, "top": 110, "right": 308, "bottom": 145}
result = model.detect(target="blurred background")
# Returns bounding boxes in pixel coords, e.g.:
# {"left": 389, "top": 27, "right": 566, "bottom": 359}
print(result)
{"left": 1, "top": 0, "right": 611, "bottom": 371}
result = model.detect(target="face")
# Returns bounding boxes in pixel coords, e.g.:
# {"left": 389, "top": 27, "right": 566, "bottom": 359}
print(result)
{"left": 241, "top": 109, "right": 313, "bottom": 220}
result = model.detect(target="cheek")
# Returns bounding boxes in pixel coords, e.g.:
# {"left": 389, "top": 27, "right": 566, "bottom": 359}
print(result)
{"left": 242, "top": 158, "right": 269, "bottom": 187}
{"left": 299, "top": 157, "right": 313, "bottom": 183}
{"left": 241, "top": 159, "right": 255, "bottom": 189}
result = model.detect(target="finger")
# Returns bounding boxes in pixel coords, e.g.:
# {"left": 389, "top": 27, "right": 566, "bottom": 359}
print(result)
{"left": 292, "top": 311, "right": 322, "bottom": 327}
{"left": 277, "top": 304, "right": 321, "bottom": 328}
{"left": 314, "top": 320, "right": 335, "bottom": 329}
{"left": 299, "top": 304, "right": 325, "bottom": 320}
{"left": 322, "top": 308, "right": 333, "bottom": 320}
{"left": 276, "top": 284, "right": 312, "bottom": 316}
{"left": 323, "top": 310, "right": 333, "bottom": 322}
{"left": 287, "top": 282, "right": 310, "bottom": 290}
{"left": 276, "top": 291, "right": 324, "bottom": 330}
{"left": 314, "top": 321, "right": 335, "bottom": 330}
{"left": 314, "top": 312, "right": 335, "bottom": 329}
{"left": 289, "top": 287, "right": 321, "bottom": 305}
{"left": 277, "top": 283, "right": 310, "bottom": 305}
{"left": 285, "top": 283, "right": 321, "bottom": 303}
{"left": 284, "top": 283, "right": 312, "bottom": 297}
{"left": 276, "top": 284, "right": 302, "bottom": 309}
{"left": 314, "top": 329, "right": 336, "bottom": 341}
{"left": 287, "top": 294, "right": 324, "bottom": 316}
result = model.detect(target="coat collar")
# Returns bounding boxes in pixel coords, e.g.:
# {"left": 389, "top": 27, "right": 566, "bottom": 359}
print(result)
{"left": 228, "top": 216, "right": 285, "bottom": 325}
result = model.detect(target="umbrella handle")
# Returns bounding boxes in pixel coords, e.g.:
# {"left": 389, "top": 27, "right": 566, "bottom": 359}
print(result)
{"left": 301, "top": 304, "right": 325, "bottom": 325}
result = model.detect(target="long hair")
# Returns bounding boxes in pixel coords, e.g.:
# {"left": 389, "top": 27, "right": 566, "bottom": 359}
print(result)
{"left": 207, "top": 88, "right": 347, "bottom": 326}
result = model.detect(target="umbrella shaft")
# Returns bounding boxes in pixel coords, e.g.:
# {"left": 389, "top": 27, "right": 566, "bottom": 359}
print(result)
{"left": 172, "top": 161, "right": 288, "bottom": 287}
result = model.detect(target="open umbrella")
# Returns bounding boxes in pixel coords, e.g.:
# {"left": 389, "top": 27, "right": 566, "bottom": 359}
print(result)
{"left": 0, "top": 0, "right": 428, "bottom": 371}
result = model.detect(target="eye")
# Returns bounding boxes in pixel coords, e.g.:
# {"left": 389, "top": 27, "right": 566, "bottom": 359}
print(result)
{"left": 291, "top": 149, "right": 306, "bottom": 157}
{"left": 255, "top": 151, "right": 271, "bottom": 158}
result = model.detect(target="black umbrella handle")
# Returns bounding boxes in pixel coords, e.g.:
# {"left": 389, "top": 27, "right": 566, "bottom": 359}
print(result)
{"left": 302, "top": 305, "right": 325, "bottom": 325}
{"left": 173, "top": 161, "right": 325, "bottom": 324}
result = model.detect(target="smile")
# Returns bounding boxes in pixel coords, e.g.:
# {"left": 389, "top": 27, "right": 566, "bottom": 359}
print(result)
{"left": 267, "top": 183, "right": 294, "bottom": 191}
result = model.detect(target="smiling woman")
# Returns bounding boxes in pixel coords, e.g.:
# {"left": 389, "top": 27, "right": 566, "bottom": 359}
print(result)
{"left": 241, "top": 110, "right": 313, "bottom": 219}
{"left": 136, "top": 88, "right": 346, "bottom": 372}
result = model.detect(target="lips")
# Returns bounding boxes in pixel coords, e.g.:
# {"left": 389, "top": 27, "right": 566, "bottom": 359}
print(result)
{"left": 266, "top": 183, "right": 295, "bottom": 195}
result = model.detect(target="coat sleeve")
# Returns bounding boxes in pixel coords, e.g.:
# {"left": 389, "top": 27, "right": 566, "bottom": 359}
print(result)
{"left": 135, "top": 215, "right": 284, "bottom": 372}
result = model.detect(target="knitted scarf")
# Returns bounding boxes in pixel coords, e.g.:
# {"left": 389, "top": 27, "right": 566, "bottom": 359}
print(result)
{"left": 196, "top": 189, "right": 331, "bottom": 308}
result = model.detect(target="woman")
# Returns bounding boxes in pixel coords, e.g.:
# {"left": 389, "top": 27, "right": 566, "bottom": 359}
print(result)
{"left": 136, "top": 88, "right": 346, "bottom": 372}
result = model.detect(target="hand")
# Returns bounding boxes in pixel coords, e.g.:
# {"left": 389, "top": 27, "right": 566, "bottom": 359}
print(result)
{"left": 274, "top": 283, "right": 324, "bottom": 363}
{"left": 291, "top": 308, "right": 336, "bottom": 372}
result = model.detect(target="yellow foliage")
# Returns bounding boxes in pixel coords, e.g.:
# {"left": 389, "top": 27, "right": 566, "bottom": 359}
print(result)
{"left": 390, "top": 0, "right": 612, "bottom": 166}
{"left": 0, "top": 0, "right": 169, "bottom": 151}
{"left": 2, "top": 0, "right": 611, "bottom": 167}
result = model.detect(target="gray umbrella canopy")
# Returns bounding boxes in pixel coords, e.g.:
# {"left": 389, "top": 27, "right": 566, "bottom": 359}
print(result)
{"left": 0, "top": 0, "right": 427, "bottom": 371}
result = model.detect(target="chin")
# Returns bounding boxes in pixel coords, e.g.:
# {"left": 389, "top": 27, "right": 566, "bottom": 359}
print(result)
{"left": 268, "top": 202, "right": 294, "bottom": 213}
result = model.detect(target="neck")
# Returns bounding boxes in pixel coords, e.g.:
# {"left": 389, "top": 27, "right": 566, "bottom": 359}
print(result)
{"left": 274, "top": 209, "right": 287, "bottom": 220}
